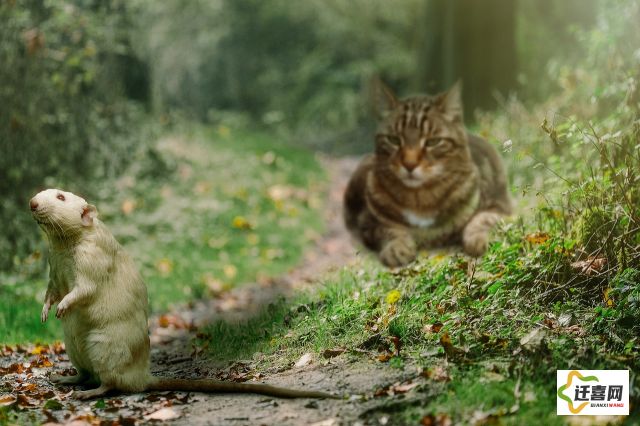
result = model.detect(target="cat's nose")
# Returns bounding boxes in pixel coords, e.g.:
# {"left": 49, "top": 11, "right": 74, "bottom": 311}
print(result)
{"left": 30, "top": 198, "right": 39, "bottom": 211}
{"left": 403, "top": 163, "right": 418, "bottom": 173}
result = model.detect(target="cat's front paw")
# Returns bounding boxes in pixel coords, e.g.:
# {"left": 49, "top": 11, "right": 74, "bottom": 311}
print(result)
{"left": 379, "top": 237, "right": 416, "bottom": 267}
{"left": 462, "top": 232, "right": 488, "bottom": 257}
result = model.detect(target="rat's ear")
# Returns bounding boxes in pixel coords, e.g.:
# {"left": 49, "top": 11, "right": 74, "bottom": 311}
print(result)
{"left": 434, "top": 80, "right": 463, "bottom": 123}
{"left": 371, "top": 77, "right": 398, "bottom": 118}
{"left": 81, "top": 204, "right": 98, "bottom": 227}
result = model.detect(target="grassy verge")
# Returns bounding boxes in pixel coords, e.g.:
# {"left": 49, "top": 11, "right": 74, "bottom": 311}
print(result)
{"left": 0, "top": 124, "right": 325, "bottom": 344}
{"left": 200, "top": 235, "right": 639, "bottom": 423}
{"left": 198, "top": 100, "right": 640, "bottom": 424}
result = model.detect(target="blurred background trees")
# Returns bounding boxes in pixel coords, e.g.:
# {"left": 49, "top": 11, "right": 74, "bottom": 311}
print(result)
{"left": 1, "top": 0, "right": 638, "bottom": 272}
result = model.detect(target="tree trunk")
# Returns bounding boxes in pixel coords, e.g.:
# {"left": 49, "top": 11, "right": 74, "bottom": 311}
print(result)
{"left": 420, "top": 0, "right": 518, "bottom": 117}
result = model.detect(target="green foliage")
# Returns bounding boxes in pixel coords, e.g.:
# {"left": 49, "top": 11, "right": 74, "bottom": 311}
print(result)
{"left": 0, "top": 0, "right": 148, "bottom": 271}
{"left": 0, "top": 125, "right": 324, "bottom": 343}
{"left": 195, "top": 4, "right": 640, "bottom": 421}
{"left": 136, "top": 0, "right": 423, "bottom": 150}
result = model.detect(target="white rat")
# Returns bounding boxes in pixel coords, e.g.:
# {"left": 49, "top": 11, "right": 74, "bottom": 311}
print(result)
{"left": 30, "top": 188, "right": 336, "bottom": 400}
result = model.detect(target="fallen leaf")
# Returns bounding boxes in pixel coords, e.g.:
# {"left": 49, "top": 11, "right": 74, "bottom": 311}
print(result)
{"left": 202, "top": 273, "right": 226, "bottom": 295}
{"left": 557, "top": 313, "right": 572, "bottom": 327}
{"left": 194, "top": 181, "right": 212, "bottom": 194}
{"left": 524, "top": 232, "right": 550, "bottom": 244}
{"left": 309, "top": 419, "right": 338, "bottom": 426}
{"left": 358, "top": 333, "right": 383, "bottom": 350}
{"left": 121, "top": 199, "right": 136, "bottom": 215}
{"left": 439, "top": 333, "right": 457, "bottom": 358}
{"left": 322, "top": 348, "right": 346, "bottom": 359}
{"left": 232, "top": 216, "right": 253, "bottom": 230}
{"left": 268, "top": 185, "right": 294, "bottom": 201}
{"left": 391, "top": 336, "right": 402, "bottom": 356}
{"left": 16, "top": 394, "right": 38, "bottom": 408}
{"left": 516, "top": 328, "right": 547, "bottom": 354}
{"left": 421, "top": 365, "right": 451, "bottom": 382}
{"left": 482, "top": 371, "right": 506, "bottom": 382}
{"left": 0, "top": 394, "right": 17, "bottom": 407}
{"left": 571, "top": 256, "right": 607, "bottom": 276}
{"left": 392, "top": 381, "right": 420, "bottom": 393}
{"left": 377, "top": 353, "right": 393, "bottom": 362}
{"left": 223, "top": 264, "right": 238, "bottom": 279}
{"left": 144, "top": 407, "right": 180, "bottom": 421}
{"left": 157, "top": 314, "right": 189, "bottom": 329}
{"left": 34, "top": 355, "right": 53, "bottom": 367}
{"left": 262, "top": 151, "right": 276, "bottom": 165}
{"left": 603, "top": 287, "right": 614, "bottom": 307}
{"left": 294, "top": 353, "right": 313, "bottom": 367}
{"left": 423, "top": 322, "right": 443, "bottom": 334}
{"left": 420, "top": 414, "right": 452, "bottom": 426}
{"left": 155, "top": 258, "right": 173, "bottom": 276}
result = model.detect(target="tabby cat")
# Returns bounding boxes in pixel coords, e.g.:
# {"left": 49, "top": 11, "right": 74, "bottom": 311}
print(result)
{"left": 344, "top": 80, "right": 512, "bottom": 267}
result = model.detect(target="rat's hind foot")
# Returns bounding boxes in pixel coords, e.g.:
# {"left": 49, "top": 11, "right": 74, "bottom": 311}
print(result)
{"left": 72, "top": 384, "right": 112, "bottom": 400}
{"left": 50, "top": 371, "right": 90, "bottom": 386}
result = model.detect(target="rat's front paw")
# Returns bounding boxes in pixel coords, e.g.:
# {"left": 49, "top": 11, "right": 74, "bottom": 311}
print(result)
{"left": 41, "top": 303, "right": 50, "bottom": 323}
{"left": 56, "top": 299, "right": 70, "bottom": 318}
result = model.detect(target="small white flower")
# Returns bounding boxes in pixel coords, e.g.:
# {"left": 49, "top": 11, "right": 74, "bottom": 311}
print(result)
{"left": 503, "top": 139, "right": 513, "bottom": 152}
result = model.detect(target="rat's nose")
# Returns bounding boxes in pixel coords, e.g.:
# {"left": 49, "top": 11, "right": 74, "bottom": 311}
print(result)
{"left": 30, "top": 198, "right": 38, "bottom": 211}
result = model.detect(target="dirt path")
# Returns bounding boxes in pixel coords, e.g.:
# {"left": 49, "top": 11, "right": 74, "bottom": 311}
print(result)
{"left": 147, "top": 156, "right": 423, "bottom": 426}
{"left": 1, "top": 156, "right": 421, "bottom": 426}
{"left": 149, "top": 156, "right": 360, "bottom": 338}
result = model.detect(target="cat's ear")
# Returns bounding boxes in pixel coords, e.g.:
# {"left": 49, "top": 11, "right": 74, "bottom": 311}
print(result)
{"left": 371, "top": 77, "right": 398, "bottom": 118}
{"left": 435, "top": 81, "right": 463, "bottom": 123}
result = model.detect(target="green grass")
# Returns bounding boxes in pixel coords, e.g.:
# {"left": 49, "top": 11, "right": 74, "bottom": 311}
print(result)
{"left": 199, "top": 228, "right": 639, "bottom": 423}
{"left": 399, "top": 368, "right": 563, "bottom": 426}
{"left": 0, "top": 124, "right": 325, "bottom": 344}
{"left": 0, "top": 287, "right": 61, "bottom": 344}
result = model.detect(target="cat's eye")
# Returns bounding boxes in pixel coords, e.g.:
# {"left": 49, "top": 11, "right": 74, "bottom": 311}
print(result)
{"left": 376, "top": 134, "right": 401, "bottom": 147}
{"left": 424, "top": 138, "right": 445, "bottom": 147}
{"left": 57, "top": 194, "right": 65, "bottom": 201}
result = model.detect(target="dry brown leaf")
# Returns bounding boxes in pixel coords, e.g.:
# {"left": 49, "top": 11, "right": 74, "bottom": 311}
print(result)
{"left": 439, "top": 332, "right": 468, "bottom": 359}
{"left": 322, "top": 348, "right": 346, "bottom": 359}
{"left": 294, "top": 353, "right": 313, "bottom": 367}
{"left": 421, "top": 413, "right": 452, "bottom": 426}
{"left": 155, "top": 258, "right": 173, "bottom": 276}
{"left": 34, "top": 355, "right": 53, "bottom": 368}
{"left": 121, "top": 199, "right": 136, "bottom": 215}
{"left": 144, "top": 407, "right": 180, "bottom": 421}
{"left": 524, "top": 232, "right": 550, "bottom": 244}
{"left": 571, "top": 256, "right": 607, "bottom": 276}
{"left": 423, "top": 322, "right": 443, "bottom": 334}
{"left": 16, "top": 394, "right": 38, "bottom": 408}
{"left": 157, "top": 314, "right": 189, "bottom": 330}
{"left": 518, "top": 328, "right": 546, "bottom": 352}
{"left": 0, "top": 394, "right": 17, "bottom": 407}
{"left": 377, "top": 353, "right": 393, "bottom": 362}
{"left": 392, "top": 381, "right": 420, "bottom": 393}
{"left": 421, "top": 365, "right": 451, "bottom": 382}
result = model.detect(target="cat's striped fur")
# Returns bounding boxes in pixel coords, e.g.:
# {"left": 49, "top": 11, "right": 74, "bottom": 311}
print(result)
{"left": 344, "top": 81, "right": 512, "bottom": 267}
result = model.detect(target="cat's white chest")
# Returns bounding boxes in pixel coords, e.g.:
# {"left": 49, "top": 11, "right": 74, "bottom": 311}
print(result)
{"left": 403, "top": 210, "right": 435, "bottom": 228}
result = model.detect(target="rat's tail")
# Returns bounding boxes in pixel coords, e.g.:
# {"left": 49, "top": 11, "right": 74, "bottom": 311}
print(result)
{"left": 148, "top": 377, "right": 339, "bottom": 399}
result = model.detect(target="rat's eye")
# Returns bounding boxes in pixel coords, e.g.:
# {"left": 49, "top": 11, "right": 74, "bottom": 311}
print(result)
{"left": 57, "top": 194, "right": 65, "bottom": 201}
